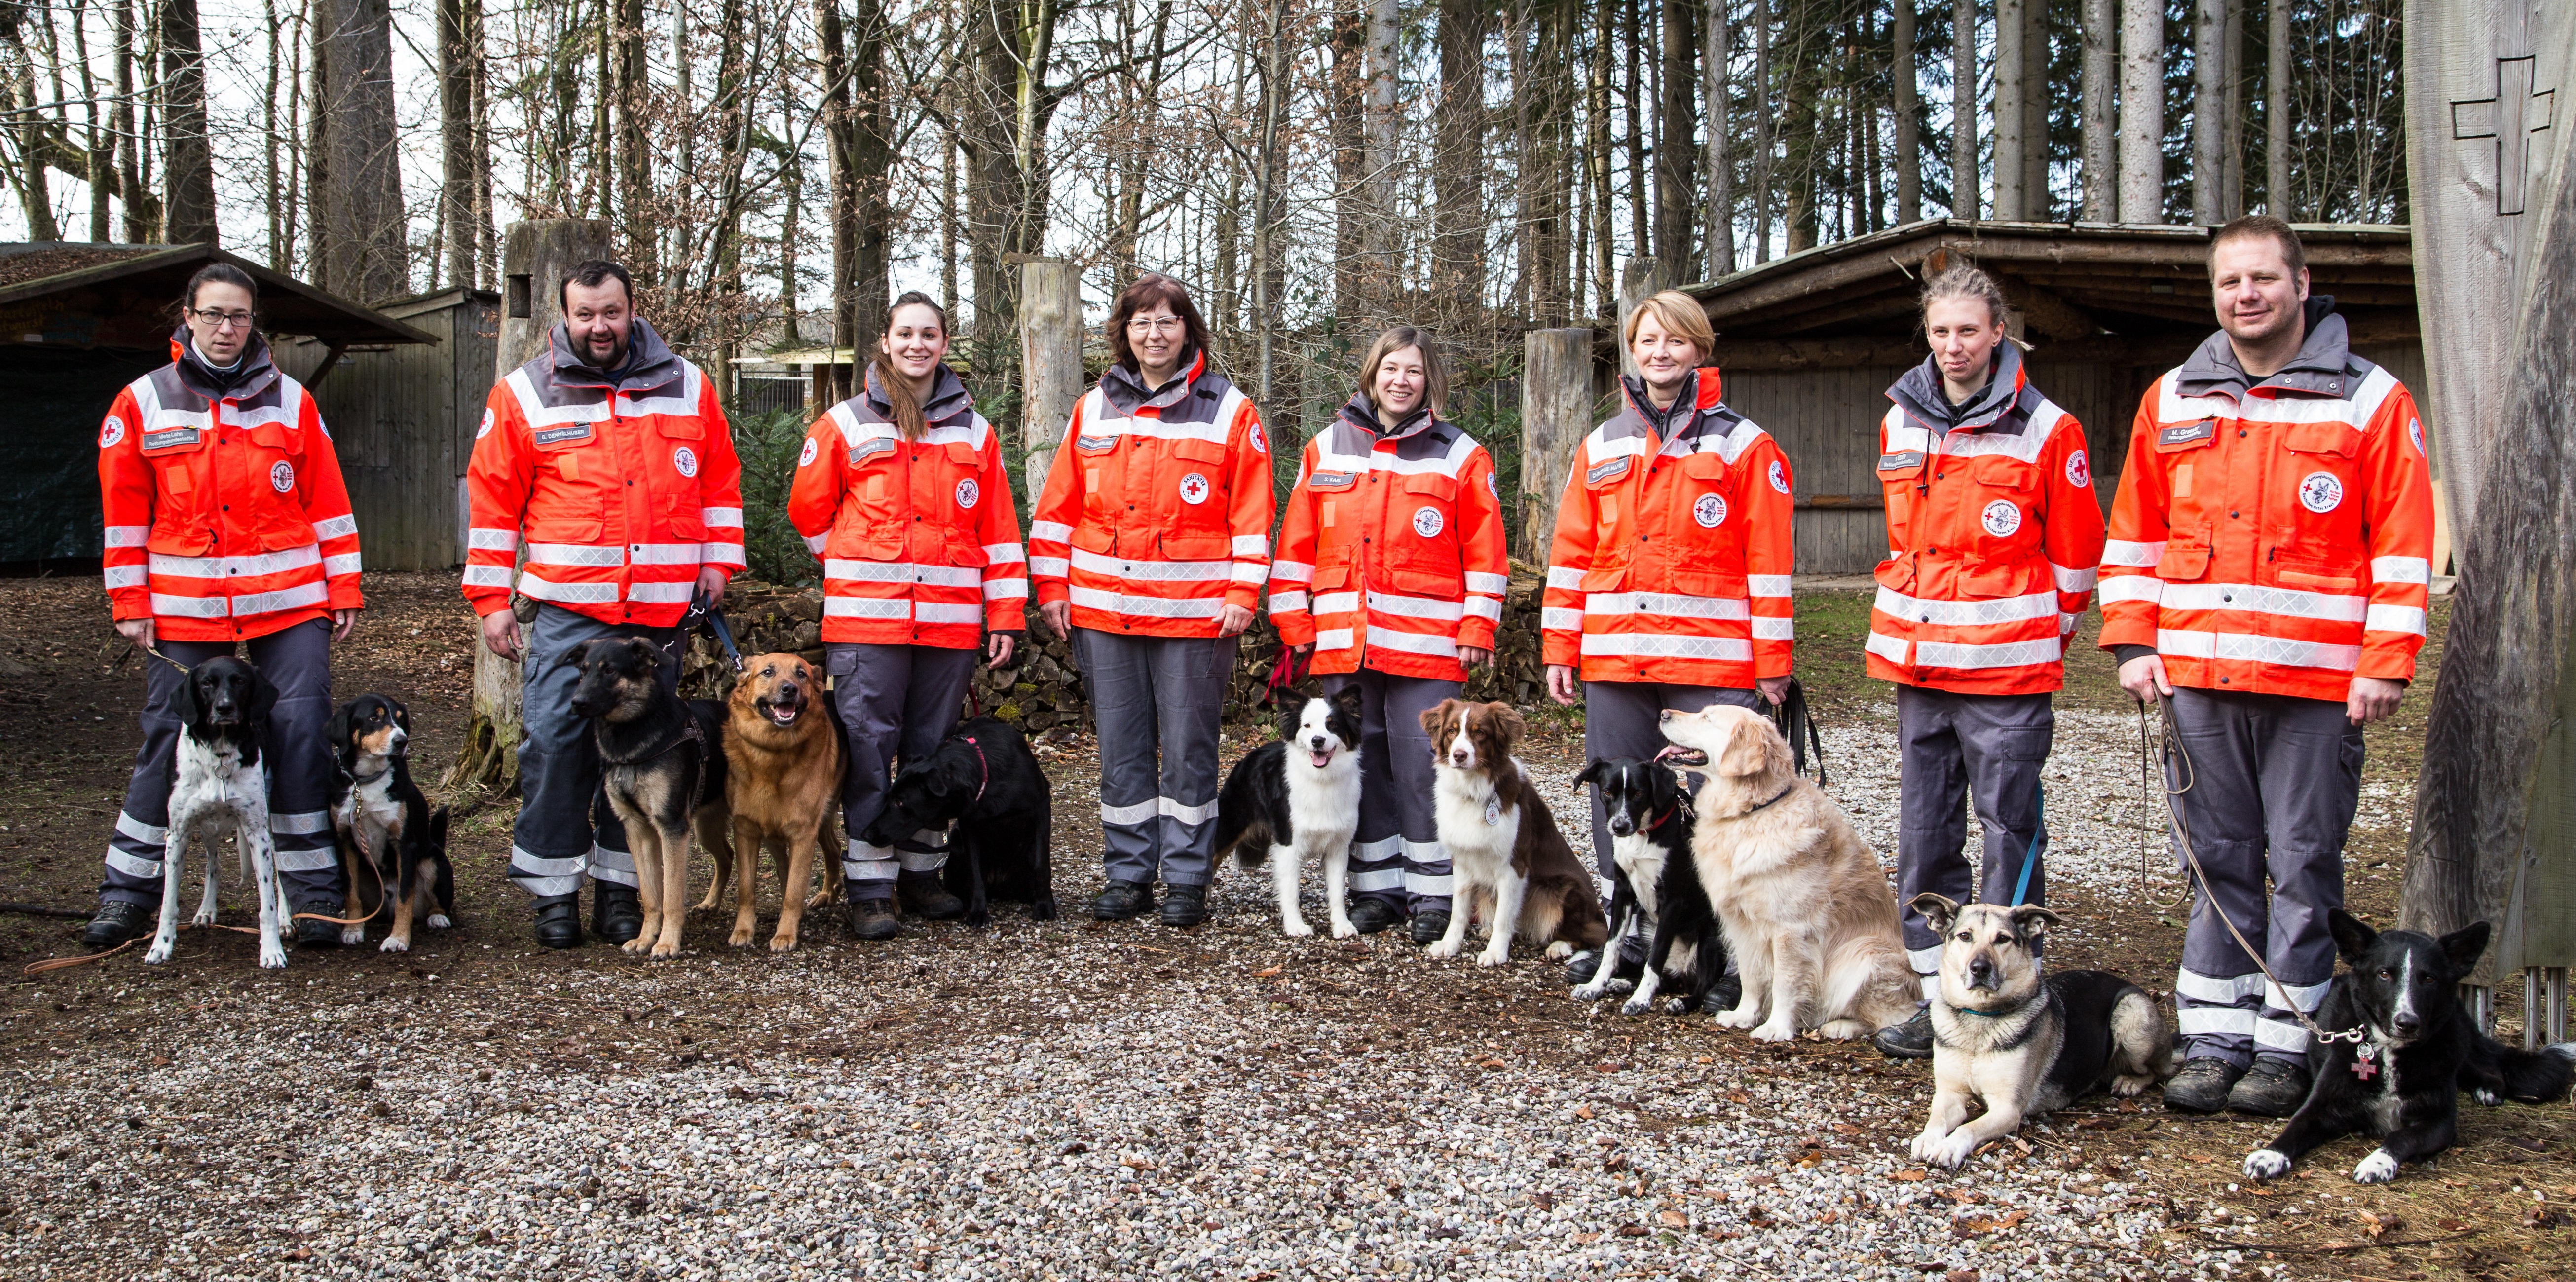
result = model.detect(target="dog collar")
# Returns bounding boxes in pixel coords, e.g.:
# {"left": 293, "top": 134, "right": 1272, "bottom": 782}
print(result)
{"left": 1743, "top": 784, "right": 1796, "bottom": 814}
{"left": 344, "top": 765, "right": 390, "bottom": 785}
{"left": 963, "top": 735, "right": 990, "bottom": 804}
{"left": 1949, "top": 1006, "right": 2007, "bottom": 1017}
{"left": 1645, "top": 794, "right": 1695, "bottom": 832}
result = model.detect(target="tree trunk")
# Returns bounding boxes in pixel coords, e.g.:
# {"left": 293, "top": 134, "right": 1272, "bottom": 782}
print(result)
{"left": 2082, "top": 0, "right": 2113, "bottom": 219}
{"left": 1589, "top": 0, "right": 1615, "bottom": 311}
{"left": 1704, "top": 0, "right": 1731, "bottom": 275}
{"left": 1250, "top": 0, "right": 1289, "bottom": 414}
{"left": 613, "top": 0, "right": 651, "bottom": 281}
{"left": 1995, "top": 0, "right": 2025, "bottom": 221}
{"left": 1330, "top": 5, "right": 1366, "bottom": 321}
{"left": 470, "top": 0, "right": 494, "bottom": 283}
{"left": 1894, "top": 0, "right": 1921, "bottom": 223}
{"left": 1519, "top": 328, "right": 1590, "bottom": 561}
{"left": 1364, "top": 0, "right": 1400, "bottom": 312}
{"left": 2022, "top": 0, "right": 2048, "bottom": 217}
{"left": 2192, "top": 0, "right": 2222, "bottom": 224}
{"left": 848, "top": 0, "right": 893, "bottom": 357}
{"left": 1782, "top": 0, "right": 1817, "bottom": 252}
{"left": 1750, "top": 0, "right": 1772, "bottom": 259}
{"left": 814, "top": 0, "right": 858, "bottom": 401}
{"left": 2221, "top": 0, "right": 2242, "bottom": 218}
{"left": 1951, "top": 0, "right": 1977, "bottom": 218}
{"left": 2118, "top": 0, "right": 2163, "bottom": 221}
{"left": 1434, "top": 0, "right": 1488, "bottom": 324}
{"left": 2263, "top": 0, "right": 2287, "bottom": 216}
{"left": 1018, "top": 259, "right": 1081, "bottom": 506}
{"left": 1655, "top": 0, "right": 1697, "bottom": 273}
{"left": 1624, "top": 0, "right": 1651, "bottom": 262}
{"left": 438, "top": 0, "right": 477, "bottom": 289}
{"left": 781, "top": 78, "right": 803, "bottom": 344}
{"left": 160, "top": 0, "right": 215, "bottom": 244}
{"left": 315, "top": 0, "right": 405, "bottom": 301}
{"left": 114, "top": 0, "right": 152, "bottom": 239}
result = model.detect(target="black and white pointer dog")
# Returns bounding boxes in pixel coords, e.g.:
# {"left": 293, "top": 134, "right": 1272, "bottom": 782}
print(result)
{"left": 2242, "top": 910, "right": 2576, "bottom": 1185}
{"left": 1570, "top": 755, "right": 1728, "bottom": 1015}
{"left": 1213, "top": 689, "right": 1364, "bottom": 938}
{"left": 146, "top": 656, "right": 288, "bottom": 970}
{"left": 327, "top": 694, "right": 454, "bottom": 953}
{"left": 859, "top": 716, "right": 1059, "bottom": 928}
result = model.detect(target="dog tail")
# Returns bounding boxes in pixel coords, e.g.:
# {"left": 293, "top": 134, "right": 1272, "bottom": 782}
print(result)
{"left": 1825, "top": 933, "right": 1920, "bottom": 1031}
{"left": 2486, "top": 1038, "right": 2576, "bottom": 1104}
{"left": 1214, "top": 748, "right": 1273, "bottom": 870}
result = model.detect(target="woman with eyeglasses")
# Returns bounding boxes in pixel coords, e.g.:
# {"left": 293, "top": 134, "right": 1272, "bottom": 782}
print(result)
{"left": 79, "top": 262, "right": 366, "bottom": 954}
{"left": 1027, "top": 273, "right": 1275, "bottom": 929}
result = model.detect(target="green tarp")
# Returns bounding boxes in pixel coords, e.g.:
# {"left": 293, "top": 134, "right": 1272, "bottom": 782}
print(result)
{"left": 0, "top": 344, "right": 166, "bottom": 562}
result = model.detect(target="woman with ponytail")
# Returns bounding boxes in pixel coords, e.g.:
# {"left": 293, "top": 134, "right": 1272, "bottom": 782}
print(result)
{"left": 788, "top": 293, "right": 1028, "bottom": 940}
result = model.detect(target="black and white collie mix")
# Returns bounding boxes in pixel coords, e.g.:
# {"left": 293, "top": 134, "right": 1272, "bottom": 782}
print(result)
{"left": 1419, "top": 700, "right": 1609, "bottom": 965}
{"left": 1214, "top": 689, "right": 1364, "bottom": 938}
{"left": 1570, "top": 755, "right": 1728, "bottom": 1015}
{"left": 2241, "top": 910, "right": 2576, "bottom": 1185}
{"left": 147, "top": 656, "right": 288, "bottom": 970}
{"left": 327, "top": 694, "right": 455, "bottom": 954}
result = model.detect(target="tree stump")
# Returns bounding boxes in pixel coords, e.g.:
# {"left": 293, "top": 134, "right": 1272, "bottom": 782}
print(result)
{"left": 1018, "top": 259, "right": 1083, "bottom": 506}
{"left": 1518, "top": 328, "right": 1594, "bottom": 564}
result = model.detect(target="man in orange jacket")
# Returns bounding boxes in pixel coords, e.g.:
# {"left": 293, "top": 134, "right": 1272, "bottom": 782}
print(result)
{"left": 2098, "top": 217, "right": 2435, "bottom": 1117}
{"left": 463, "top": 261, "right": 745, "bottom": 949}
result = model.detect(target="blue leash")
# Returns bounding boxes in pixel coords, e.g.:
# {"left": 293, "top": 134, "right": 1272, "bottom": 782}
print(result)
{"left": 2010, "top": 782, "right": 2045, "bottom": 907}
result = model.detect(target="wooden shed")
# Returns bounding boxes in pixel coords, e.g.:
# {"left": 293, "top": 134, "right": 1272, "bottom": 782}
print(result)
{"left": 1675, "top": 220, "right": 2429, "bottom": 575}
{"left": 0, "top": 242, "right": 435, "bottom": 570}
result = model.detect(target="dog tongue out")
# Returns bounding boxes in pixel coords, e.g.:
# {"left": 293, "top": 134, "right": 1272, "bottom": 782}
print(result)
{"left": 1309, "top": 749, "right": 1334, "bottom": 769}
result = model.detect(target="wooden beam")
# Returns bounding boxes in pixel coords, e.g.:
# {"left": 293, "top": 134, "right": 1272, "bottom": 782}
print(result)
{"left": 1986, "top": 271, "right": 2102, "bottom": 340}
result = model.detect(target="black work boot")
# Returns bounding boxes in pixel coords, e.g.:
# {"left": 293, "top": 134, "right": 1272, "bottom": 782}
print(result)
{"left": 81, "top": 901, "right": 152, "bottom": 949}
{"left": 292, "top": 908, "right": 343, "bottom": 949}
{"left": 1410, "top": 910, "right": 1452, "bottom": 946}
{"left": 847, "top": 897, "right": 900, "bottom": 941}
{"left": 2162, "top": 1057, "right": 2245, "bottom": 1113}
{"left": 2228, "top": 1057, "right": 2313, "bottom": 1117}
{"left": 591, "top": 882, "right": 643, "bottom": 945}
{"left": 1873, "top": 1003, "right": 1936, "bottom": 1059}
{"left": 1346, "top": 898, "right": 1403, "bottom": 935}
{"left": 1159, "top": 883, "right": 1208, "bottom": 928}
{"left": 1565, "top": 932, "right": 1650, "bottom": 985}
{"left": 896, "top": 870, "right": 966, "bottom": 921}
{"left": 1091, "top": 880, "right": 1154, "bottom": 921}
{"left": 532, "top": 894, "right": 584, "bottom": 950}
{"left": 1701, "top": 973, "right": 1745, "bottom": 1014}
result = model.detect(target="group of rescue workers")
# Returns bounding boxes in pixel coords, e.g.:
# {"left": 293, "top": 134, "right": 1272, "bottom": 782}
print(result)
{"left": 77, "top": 212, "right": 2433, "bottom": 1122}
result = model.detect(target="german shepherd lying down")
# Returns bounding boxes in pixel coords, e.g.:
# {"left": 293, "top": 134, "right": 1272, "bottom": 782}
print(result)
{"left": 563, "top": 637, "right": 730, "bottom": 959}
{"left": 711, "top": 653, "right": 844, "bottom": 952}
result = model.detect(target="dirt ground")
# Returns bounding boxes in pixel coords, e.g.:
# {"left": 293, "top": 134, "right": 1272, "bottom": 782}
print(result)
{"left": 1, "top": 572, "right": 2570, "bottom": 1280}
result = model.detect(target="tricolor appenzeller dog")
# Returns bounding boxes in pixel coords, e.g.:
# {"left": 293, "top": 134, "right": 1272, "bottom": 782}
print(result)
{"left": 327, "top": 694, "right": 454, "bottom": 954}
{"left": 1214, "top": 688, "right": 1364, "bottom": 938}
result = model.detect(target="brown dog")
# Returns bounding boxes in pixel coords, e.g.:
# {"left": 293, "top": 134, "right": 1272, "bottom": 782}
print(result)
{"left": 708, "top": 653, "right": 844, "bottom": 951}
{"left": 1418, "top": 699, "right": 1609, "bottom": 965}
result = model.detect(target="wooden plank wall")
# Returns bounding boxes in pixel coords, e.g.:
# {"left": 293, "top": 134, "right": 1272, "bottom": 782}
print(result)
{"left": 278, "top": 294, "right": 498, "bottom": 571}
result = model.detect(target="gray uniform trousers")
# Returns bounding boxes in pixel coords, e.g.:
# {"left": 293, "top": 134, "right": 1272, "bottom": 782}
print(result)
{"left": 506, "top": 604, "right": 681, "bottom": 899}
{"left": 1320, "top": 668, "right": 1460, "bottom": 917}
{"left": 828, "top": 642, "right": 977, "bottom": 896}
{"left": 1581, "top": 679, "right": 1762, "bottom": 891}
{"left": 1896, "top": 686, "right": 2053, "bottom": 992}
{"left": 2165, "top": 686, "right": 2361, "bottom": 1070}
{"left": 1074, "top": 628, "right": 1236, "bottom": 889}
{"left": 99, "top": 619, "right": 342, "bottom": 911}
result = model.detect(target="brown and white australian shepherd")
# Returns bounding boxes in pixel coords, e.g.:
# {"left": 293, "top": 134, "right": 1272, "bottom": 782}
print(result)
{"left": 1658, "top": 705, "right": 1916, "bottom": 1041}
{"left": 1418, "top": 699, "right": 1609, "bottom": 966}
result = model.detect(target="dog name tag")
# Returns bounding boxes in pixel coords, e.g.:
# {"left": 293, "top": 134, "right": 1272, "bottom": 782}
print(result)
{"left": 1484, "top": 797, "right": 1502, "bottom": 827}
{"left": 2352, "top": 1045, "right": 2379, "bottom": 1080}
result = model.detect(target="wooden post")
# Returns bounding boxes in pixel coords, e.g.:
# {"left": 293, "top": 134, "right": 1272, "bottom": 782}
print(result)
{"left": 1520, "top": 328, "right": 1593, "bottom": 563}
{"left": 1018, "top": 259, "right": 1083, "bottom": 508}
{"left": 1616, "top": 258, "right": 1670, "bottom": 378}
{"left": 449, "top": 219, "right": 612, "bottom": 797}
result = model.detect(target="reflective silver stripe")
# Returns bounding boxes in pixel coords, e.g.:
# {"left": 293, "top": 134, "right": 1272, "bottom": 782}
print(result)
{"left": 1540, "top": 606, "right": 1582, "bottom": 630}
{"left": 230, "top": 581, "right": 331, "bottom": 616}
{"left": 273, "top": 846, "right": 338, "bottom": 873}
{"left": 702, "top": 541, "right": 745, "bottom": 564}
{"left": 2060, "top": 613, "right": 2081, "bottom": 635}
{"left": 2094, "top": 576, "right": 2164, "bottom": 605}
{"left": 1585, "top": 592, "right": 1750, "bottom": 620}
{"left": 630, "top": 543, "right": 707, "bottom": 566}
{"left": 2154, "top": 629, "right": 2362, "bottom": 671}
{"left": 105, "top": 847, "right": 162, "bottom": 879}
{"left": 700, "top": 506, "right": 744, "bottom": 528}
{"left": 2254, "top": 1017, "right": 2312, "bottom": 1053}
{"left": 1578, "top": 634, "right": 1753, "bottom": 661}
{"left": 1863, "top": 631, "right": 1910, "bottom": 664}
{"left": 1365, "top": 626, "right": 1460, "bottom": 657}
{"left": 1066, "top": 587, "right": 1224, "bottom": 618}
{"left": 467, "top": 528, "right": 519, "bottom": 552}
{"left": 1872, "top": 585, "right": 2059, "bottom": 627}
{"left": 1911, "top": 637, "right": 2062, "bottom": 669}
{"left": 1352, "top": 834, "right": 1403, "bottom": 861}
{"left": 461, "top": 564, "right": 514, "bottom": 588}
{"left": 2265, "top": 978, "right": 2331, "bottom": 1012}
{"left": 628, "top": 580, "right": 698, "bottom": 603}
{"left": 984, "top": 578, "right": 1030, "bottom": 600}
{"left": 323, "top": 552, "right": 363, "bottom": 576}
{"left": 1312, "top": 591, "right": 1360, "bottom": 615}
{"left": 525, "top": 542, "right": 625, "bottom": 567}
{"left": 311, "top": 514, "right": 359, "bottom": 540}
{"left": 149, "top": 544, "right": 324, "bottom": 579}
{"left": 1464, "top": 571, "right": 1509, "bottom": 594}
{"left": 104, "top": 565, "right": 147, "bottom": 589}
{"left": 822, "top": 597, "right": 910, "bottom": 619}
{"left": 516, "top": 574, "right": 620, "bottom": 604}
{"left": 1366, "top": 590, "right": 1463, "bottom": 621}
{"left": 1312, "top": 628, "right": 1355, "bottom": 651}
{"left": 1405, "top": 872, "right": 1456, "bottom": 896}
{"left": 1231, "top": 562, "right": 1269, "bottom": 586}
{"left": 588, "top": 843, "right": 638, "bottom": 887}
{"left": 1349, "top": 866, "right": 1406, "bottom": 892}
{"left": 2174, "top": 967, "right": 2266, "bottom": 1003}
{"left": 1029, "top": 520, "right": 1073, "bottom": 543}
{"left": 1159, "top": 796, "right": 1217, "bottom": 825}
{"left": 1231, "top": 534, "right": 1270, "bottom": 557}
{"left": 510, "top": 848, "right": 589, "bottom": 877}
{"left": 2159, "top": 583, "right": 2367, "bottom": 622}
{"left": 269, "top": 809, "right": 331, "bottom": 835}
{"left": 2101, "top": 539, "right": 2165, "bottom": 567}
{"left": 983, "top": 542, "right": 1027, "bottom": 563}
{"left": 1747, "top": 573, "right": 1793, "bottom": 597}
{"left": 1268, "top": 590, "right": 1309, "bottom": 612}
{"left": 104, "top": 525, "right": 150, "bottom": 548}
{"left": 1028, "top": 556, "right": 1070, "bottom": 577}
{"left": 1750, "top": 616, "right": 1794, "bottom": 640}
{"left": 803, "top": 533, "right": 828, "bottom": 554}
{"left": 117, "top": 811, "right": 169, "bottom": 845}
{"left": 2157, "top": 364, "right": 2399, "bottom": 426}
{"left": 2176, "top": 1007, "right": 2256, "bottom": 1036}
{"left": 1269, "top": 560, "right": 1314, "bottom": 584}
{"left": 1068, "top": 548, "right": 1232, "bottom": 581}
{"left": 916, "top": 601, "right": 985, "bottom": 624}
{"left": 2050, "top": 562, "right": 2098, "bottom": 592}
{"left": 2365, "top": 604, "right": 2427, "bottom": 636}
{"left": 2370, "top": 555, "right": 2429, "bottom": 584}
{"left": 1462, "top": 597, "right": 1502, "bottom": 623}
{"left": 1546, "top": 565, "right": 1585, "bottom": 590}
{"left": 1100, "top": 798, "right": 1157, "bottom": 826}
{"left": 844, "top": 839, "right": 898, "bottom": 881}
{"left": 824, "top": 559, "right": 984, "bottom": 587}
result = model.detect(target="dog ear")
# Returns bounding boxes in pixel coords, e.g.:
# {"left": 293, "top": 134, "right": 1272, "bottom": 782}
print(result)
{"left": 1908, "top": 893, "right": 1961, "bottom": 935}
{"left": 1716, "top": 715, "right": 1771, "bottom": 778}
{"left": 2327, "top": 908, "right": 2377, "bottom": 965}
{"left": 556, "top": 639, "right": 595, "bottom": 671}
{"left": 394, "top": 702, "right": 411, "bottom": 733}
{"left": 2008, "top": 905, "right": 2061, "bottom": 945}
{"left": 325, "top": 695, "right": 356, "bottom": 753}
{"left": 247, "top": 664, "right": 280, "bottom": 728}
{"left": 2438, "top": 920, "right": 2493, "bottom": 977}
{"left": 1418, "top": 699, "right": 1456, "bottom": 738}
{"left": 627, "top": 637, "right": 662, "bottom": 668}
{"left": 1573, "top": 758, "right": 1607, "bottom": 790}
{"left": 170, "top": 664, "right": 204, "bottom": 729}
{"left": 1331, "top": 684, "right": 1363, "bottom": 718}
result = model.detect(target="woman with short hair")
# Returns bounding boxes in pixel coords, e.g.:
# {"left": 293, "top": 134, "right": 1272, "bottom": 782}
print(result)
{"left": 1027, "top": 274, "right": 1275, "bottom": 928}
{"left": 789, "top": 291, "right": 1026, "bottom": 940}
{"left": 82, "top": 263, "right": 365, "bottom": 951}
{"left": 1270, "top": 327, "right": 1509, "bottom": 943}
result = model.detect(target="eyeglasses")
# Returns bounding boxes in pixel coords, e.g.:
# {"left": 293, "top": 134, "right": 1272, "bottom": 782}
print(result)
{"left": 187, "top": 308, "right": 256, "bottom": 331}
{"left": 1124, "top": 316, "right": 1184, "bottom": 335}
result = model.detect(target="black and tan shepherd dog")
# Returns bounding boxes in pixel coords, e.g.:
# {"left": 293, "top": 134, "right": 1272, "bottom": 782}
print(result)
{"left": 563, "top": 637, "right": 730, "bottom": 958}
{"left": 2242, "top": 910, "right": 2576, "bottom": 1186}
{"left": 859, "top": 716, "right": 1056, "bottom": 928}
{"left": 326, "top": 693, "right": 454, "bottom": 953}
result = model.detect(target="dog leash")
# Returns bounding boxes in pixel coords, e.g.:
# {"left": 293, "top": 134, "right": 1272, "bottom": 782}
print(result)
{"left": 2147, "top": 690, "right": 2365, "bottom": 1047}
{"left": 2008, "top": 783, "right": 2045, "bottom": 908}
{"left": 660, "top": 593, "right": 745, "bottom": 674}
{"left": 1765, "top": 678, "right": 1829, "bottom": 785}
{"left": 960, "top": 734, "right": 991, "bottom": 804}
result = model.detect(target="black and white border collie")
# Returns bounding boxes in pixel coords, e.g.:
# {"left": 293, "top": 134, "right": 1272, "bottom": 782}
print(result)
{"left": 1214, "top": 688, "right": 1363, "bottom": 938}
{"left": 1571, "top": 755, "right": 1727, "bottom": 1014}
{"left": 2242, "top": 910, "right": 2576, "bottom": 1185}
{"left": 148, "top": 656, "right": 287, "bottom": 970}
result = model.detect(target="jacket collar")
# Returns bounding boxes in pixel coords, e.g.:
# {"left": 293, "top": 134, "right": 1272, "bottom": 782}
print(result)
{"left": 864, "top": 361, "right": 975, "bottom": 428}
{"left": 2176, "top": 295, "right": 2353, "bottom": 401}
{"left": 1618, "top": 367, "right": 1725, "bottom": 444}
{"left": 1334, "top": 390, "right": 1435, "bottom": 443}
{"left": 1101, "top": 347, "right": 1207, "bottom": 415}
{"left": 1888, "top": 340, "right": 2030, "bottom": 435}
{"left": 547, "top": 315, "right": 683, "bottom": 394}
{"left": 167, "top": 325, "right": 280, "bottom": 403}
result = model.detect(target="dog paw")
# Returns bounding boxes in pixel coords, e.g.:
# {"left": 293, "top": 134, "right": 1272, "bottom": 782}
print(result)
{"left": 190, "top": 909, "right": 218, "bottom": 928}
{"left": 768, "top": 935, "right": 798, "bottom": 953}
{"left": 426, "top": 914, "right": 452, "bottom": 930}
{"left": 1749, "top": 1020, "right": 1799, "bottom": 1043}
{"left": 1330, "top": 919, "right": 1357, "bottom": 940}
{"left": 964, "top": 911, "right": 991, "bottom": 931}
{"left": 143, "top": 942, "right": 174, "bottom": 965}
{"left": 1908, "top": 1131, "right": 1945, "bottom": 1162}
{"left": 727, "top": 930, "right": 757, "bottom": 949}
{"left": 1545, "top": 942, "right": 1573, "bottom": 959}
{"left": 377, "top": 935, "right": 410, "bottom": 954}
{"left": 258, "top": 946, "right": 289, "bottom": 970}
{"left": 2241, "top": 1149, "right": 2291, "bottom": 1180}
{"left": 1032, "top": 899, "right": 1060, "bottom": 922}
{"left": 620, "top": 938, "right": 652, "bottom": 955}
{"left": 1618, "top": 996, "right": 1653, "bottom": 1017}
{"left": 2110, "top": 1075, "right": 2155, "bottom": 1097}
{"left": 1281, "top": 920, "right": 1316, "bottom": 939}
{"left": 1425, "top": 940, "right": 1462, "bottom": 960}
{"left": 1712, "top": 1006, "right": 1760, "bottom": 1030}
{"left": 1928, "top": 1133, "right": 1978, "bottom": 1169}
{"left": 650, "top": 942, "right": 681, "bottom": 960}
{"left": 2473, "top": 1087, "right": 2501, "bottom": 1106}
{"left": 1816, "top": 1018, "right": 1868, "bottom": 1041}
{"left": 1475, "top": 946, "right": 1513, "bottom": 968}
{"left": 2350, "top": 1149, "right": 2400, "bottom": 1184}
{"left": 340, "top": 925, "right": 367, "bottom": 947}
{"left": 1571, "top": 981, "right": 1610, "bottom": 1002}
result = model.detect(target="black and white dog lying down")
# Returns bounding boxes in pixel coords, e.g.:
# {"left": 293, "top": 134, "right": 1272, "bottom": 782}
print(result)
{"left": 148, "top": 656, "right": 289, "bottom": 970}
{"left": 1214, "top": 689, "right": 1364, "bottom": 938}
{"left": 1568, "top": 756, "right": 1731, "bottom": 1015}
{"left": 860, "top": 716, "right": 1057, "bottom": 927}
{"left": 2242, "top": 910, "right": 2576, "bottom": 1185}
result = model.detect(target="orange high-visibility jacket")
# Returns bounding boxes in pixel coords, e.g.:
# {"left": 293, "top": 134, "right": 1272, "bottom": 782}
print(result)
{"left": 2097, "top": 307, "right": 2436, "bottom": 701}
{"left": 97, "top": 333, "right": 364, "bottom": 641}
{"left": 461, "top": 319, "right": 745, "bottom": 629}
{"left": 1541, "top": 369, "right": 1795, "bottom": 687}
{"left": 1269, "top": 395, "right": 1510, "bottom": 681}
{"left": 1027, "top": 352, "right": 1274, "bottom": 638}
{"left": 786, "top": 364, "right": 1028, "bottom": 648}
{"left": 1866, "top": 345, "right": 2107, "bottom": 695}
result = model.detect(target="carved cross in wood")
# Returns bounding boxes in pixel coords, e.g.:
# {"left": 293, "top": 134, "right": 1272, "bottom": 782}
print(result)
{"left": 2453, "top": 55, "right": 2557, "bottom": 216}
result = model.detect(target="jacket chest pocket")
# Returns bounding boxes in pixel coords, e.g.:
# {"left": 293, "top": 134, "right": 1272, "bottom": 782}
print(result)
{"left": 1876, "top": 450, "right": 1926, "bottom": 545}
{"left": 1304, "top": 468, "right": 1359, "bottom": 539}
{"left": 1391, "top": 473, "right": 1462, "bottom": 581}
{"left": 840, "top": 437, "right": 905, "bottom": 543}
{"left": 652, "top": 417, "right": 707, "bottom": 526}
{"left": 1165, "top": 438, "right": 1229, "bottom": 528}
{"left": 2276, "top": 420, "right": 2365, "bottom": 590}
{"left": 2151, "top": 420, "right": 2219, "bottom": 568}
{"left": 140, "top": 427, "right": 213, "bottom": 551}
{"left": 938, "top": 441, "right": 986, "bottom": 520}
{"left": 532, "top": 418, "right": 608, "bottom": 507}
{"left": 1671, "top": 453, "right": 1735, "bottom": 535}
{"left": 1963, "top": 455, "right": 2040, "bottom": 561}
{"left": 243, "top": 424, "right": 317, "bottom": 550}
{"left": 1582, "top": 453, "right": 1634, "bottom": 536}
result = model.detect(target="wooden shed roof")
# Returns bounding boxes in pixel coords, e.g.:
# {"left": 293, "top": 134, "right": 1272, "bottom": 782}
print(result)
{"left": 1681, "top": 220, "right": 2414, "bottom": 371}
{"left": 0, "top": 242, "right": 436, "bottom": 349}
